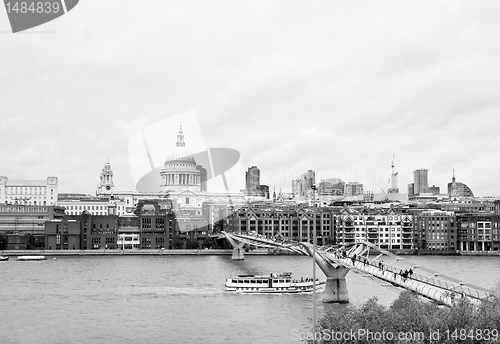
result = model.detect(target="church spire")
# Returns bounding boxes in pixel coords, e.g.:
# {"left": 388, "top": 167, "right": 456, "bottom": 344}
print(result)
{"left": 176, "top": 123, "right": 185, "bottom": 147}
{"left": 452, "top": 168, "right": 456, "bottom": 183}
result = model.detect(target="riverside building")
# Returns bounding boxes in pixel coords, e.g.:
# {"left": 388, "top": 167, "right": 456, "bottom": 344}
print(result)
{"left": 227, "top": 204, "right": 335, "bottom": 246}
{"left": 0, "top": 203, "right": 64, "bottom": 250}
{"left": 336, "top": 207, "right": 413, "bottom": 250}
{"left": 134, "top": 199, "right": 176, "bottom": 250}
{"left": 46, "top": 201, "right": 120, "bottom": 250}
{"left": 413, "top": 210, "right": 457, "bottom": 251}
{"left": 456, "top": 214, "right": 500, "bottom": 253}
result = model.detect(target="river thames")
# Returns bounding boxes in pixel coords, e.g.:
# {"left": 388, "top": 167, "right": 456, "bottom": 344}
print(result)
{"left": 0, "top": 254, "right": 499, "bottom": 344}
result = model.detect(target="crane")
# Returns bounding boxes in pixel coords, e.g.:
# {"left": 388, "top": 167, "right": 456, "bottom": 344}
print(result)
{"left": 388, "top": 154, "right": 399, "bottom": 193}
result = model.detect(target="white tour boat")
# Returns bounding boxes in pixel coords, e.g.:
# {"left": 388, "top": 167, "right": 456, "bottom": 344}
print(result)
{"left": 225, "top": 272, "right": 325, "bottom": 293}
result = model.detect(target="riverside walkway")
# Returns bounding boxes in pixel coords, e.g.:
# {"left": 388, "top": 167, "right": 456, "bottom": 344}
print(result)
{"left": 222, "top": 231, "right": 494, "bottom": 306}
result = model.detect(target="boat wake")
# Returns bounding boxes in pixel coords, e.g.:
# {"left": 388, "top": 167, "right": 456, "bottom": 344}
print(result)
{"left": 115, "top": 286, "right": 224, "bottom": 297}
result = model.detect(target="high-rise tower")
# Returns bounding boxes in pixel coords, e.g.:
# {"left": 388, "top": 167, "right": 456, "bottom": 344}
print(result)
{"left": 245, "top": 166, "right": 260, "bottom": 194}
{"left": 413, "top": 169, "right": 428, "bottom": 195}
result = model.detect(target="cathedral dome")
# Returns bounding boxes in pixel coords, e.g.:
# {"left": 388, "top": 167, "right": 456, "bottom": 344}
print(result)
{"left": 160, "top": 123, "right": 201, "bottom": 193}
{"left": 166, "top": 145, "right": 196, "bottom": 165}
{"left": 164, "top": 124, "right": 197, "bottom": 166}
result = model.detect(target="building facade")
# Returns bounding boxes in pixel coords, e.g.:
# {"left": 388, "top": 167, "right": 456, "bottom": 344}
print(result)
{"left": 413, "top": 210, "right": 457, "bottom": 251}
{"left": 227, "top": 204, "right": 334, "bottom": 246}
{"left": 318, "top": 178, "right": 345, "bottom": 196}
{"left": 0, "top": 204, "right": 65, "bottom": 249}
{"left": 117, "top": 216, "right": 140, "bottom": 250}
{"left": 292, "top": 170, "right": 315, "bottom": 197}
{"left": 57, "top": 194, "right": 127, "bottom": 216}
{"left": 45, "top": 220, "right": 82, "bottom": 250}
{"left": 336, "top": 207, "right": 413, "bottom": 250}
{"left": 456, "top": 214, "right": 500, "bottom": 252}
{"left": 0, "top": 176, "right": 59, "bottom": 205}
{"left": 344, "top": 182, "right": 364, "bottom": 196}
{"left": 413, "top": 169, "right": 428, "bottom": 195}
{"left": 135, "top": 199, "right": 176, "bottom": 249}
{"left": 245, "top": 166, "right": 260, "bottom": 194}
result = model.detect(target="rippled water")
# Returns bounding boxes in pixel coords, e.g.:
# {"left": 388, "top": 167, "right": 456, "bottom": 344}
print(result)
{"left": 0, "top": 254, "right": 499, "bottom": 344}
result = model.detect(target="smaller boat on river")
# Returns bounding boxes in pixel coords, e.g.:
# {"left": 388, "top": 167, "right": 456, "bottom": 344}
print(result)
{"left": 225, "top": 272, "right": 325, "bottom": 293}
{"left": 0, "top": 255, "right": 8, "bottom": 261}
{"left": 16, "top": 256, "right": 47, "bottom": 261}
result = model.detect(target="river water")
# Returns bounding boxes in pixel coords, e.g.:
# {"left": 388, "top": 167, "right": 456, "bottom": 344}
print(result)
{"left": 0, "top": 254, "right": 499, "bottom": 344}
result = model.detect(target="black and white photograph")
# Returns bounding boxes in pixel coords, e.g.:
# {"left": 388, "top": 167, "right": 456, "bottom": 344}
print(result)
{"left": 1, "top": 1, "right": 500, "bottom": 343}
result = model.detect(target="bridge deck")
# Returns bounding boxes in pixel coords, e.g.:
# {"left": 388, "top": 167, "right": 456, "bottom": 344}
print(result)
{"left": 222, "top": 232, "right": 494, "bottom": 306}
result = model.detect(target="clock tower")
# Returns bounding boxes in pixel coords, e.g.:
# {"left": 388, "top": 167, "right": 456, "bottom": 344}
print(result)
{"left": 97, "top": 159, "right": 115, "bottom": 196}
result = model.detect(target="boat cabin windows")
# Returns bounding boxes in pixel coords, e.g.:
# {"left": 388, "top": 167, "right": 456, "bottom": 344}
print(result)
{"left": 273, "top": 279, "right": 290, "bottom": 283}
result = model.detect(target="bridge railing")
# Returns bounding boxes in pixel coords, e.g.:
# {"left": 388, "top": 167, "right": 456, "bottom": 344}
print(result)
{"left": 318, "top": 248, "right": 490, "bottom": 303}
{"left": 223, "top": 233, "right": 493, "bottom": 303}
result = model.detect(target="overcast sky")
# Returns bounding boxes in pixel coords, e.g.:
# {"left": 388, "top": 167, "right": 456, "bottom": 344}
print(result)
{"left": 1, "top": 1, "right": 500, "bottom": 196}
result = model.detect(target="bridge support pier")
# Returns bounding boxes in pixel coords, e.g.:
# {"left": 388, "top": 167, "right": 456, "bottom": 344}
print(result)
{"left": 232, "top": 246, "right": 245, "bottom": 260}
{"left": 323, "top": 268, "right": 349, "bottom": 303}
{"left": 224, "top": 234, "right": 246, "bottom": 260}
{"left": 302, "top": 244, "right": 350, "bottom": 303}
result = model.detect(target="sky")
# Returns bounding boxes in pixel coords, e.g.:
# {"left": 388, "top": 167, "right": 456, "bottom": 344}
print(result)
{"left": 1, "top": 0, "right": 500, "bottom": 196}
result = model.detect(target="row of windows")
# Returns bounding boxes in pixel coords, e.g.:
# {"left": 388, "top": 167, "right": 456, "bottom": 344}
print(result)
{"left": 354, "top": 227, "right": 402, "bottom": 232}
{"left": 63, "top": 205, "right": 125, "bottom": 211}
{"left": 0, "top": 206, "right": 49, "bottom": 213}
{"left": 355, "top": 233, "right": 401, "bottom": 237}
{"left": 66, "top": 211, "right": 124, "bottom": 216}
{"left": 343, "top": 216, "right": 405, "bottom": 220}
{"left": 1, "top": 186, "right": 52, "bottom": 195}
{"left": 141, "top": 237, "right": 166, "bottom": 244}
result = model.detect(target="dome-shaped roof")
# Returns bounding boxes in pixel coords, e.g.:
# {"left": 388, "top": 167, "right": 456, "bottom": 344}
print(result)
{"left": 447, "top": 170, "right": 474, "bottom": 197}
{"left": 164, "top": 124, "right": 197, "bottom": 165}
{"left": 166, "top": 146, "right": 196, "bottom": 164}
{"left": 449, "top": 181, "right": 474, "bottom": 198}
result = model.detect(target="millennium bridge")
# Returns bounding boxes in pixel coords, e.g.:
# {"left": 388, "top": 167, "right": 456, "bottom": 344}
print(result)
{"left": 222, "top": 231, "right": 493, "bottom": 306}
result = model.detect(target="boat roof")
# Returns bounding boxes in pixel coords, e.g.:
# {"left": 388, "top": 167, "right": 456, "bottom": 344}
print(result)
{"left": 231, "top": 272, "right": 293, "bottom": 278}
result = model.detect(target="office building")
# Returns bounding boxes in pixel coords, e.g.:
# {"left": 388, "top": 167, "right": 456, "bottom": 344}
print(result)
{"left": 292, "top": 170, "right": 315, "bottom": 197}
{"left": 344, "top": 182, "right": 364, "bottom": 196}
{"left": 413, "top": 169, "right": 428, "bottom": 195}
{"left": 318, "top": 178, "right": 345, "bottom": 196}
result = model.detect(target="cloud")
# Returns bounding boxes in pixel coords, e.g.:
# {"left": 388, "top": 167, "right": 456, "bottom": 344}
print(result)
{"left": 1, "top": 0, "right": 500, "bottom": 197}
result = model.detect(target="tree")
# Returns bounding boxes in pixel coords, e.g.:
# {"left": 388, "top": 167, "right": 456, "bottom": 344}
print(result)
{"left": 307, "top": 284, "right": 500, "bottom": 344}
